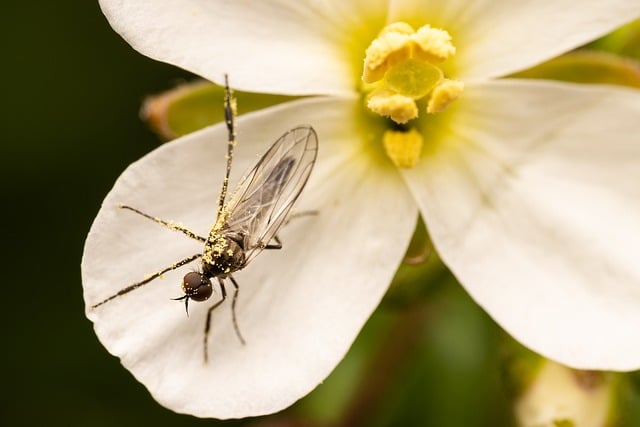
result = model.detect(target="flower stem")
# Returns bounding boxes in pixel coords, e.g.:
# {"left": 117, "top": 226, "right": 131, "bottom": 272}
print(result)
{"left": 336, "top": 302, "right": 429, "bottom": 427}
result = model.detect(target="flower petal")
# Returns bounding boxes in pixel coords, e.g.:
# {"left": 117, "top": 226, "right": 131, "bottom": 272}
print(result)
{"left": 98, "top": 0, "right": 389, "bottom": 95}
{"left": 82, "top": 96, "right": 417, "bottom": 417}
{"left": 404, "top": 79, "right": 640, "bottom": 370}
{"left": 389, "top": 0, "right": 640, "bottom": 80}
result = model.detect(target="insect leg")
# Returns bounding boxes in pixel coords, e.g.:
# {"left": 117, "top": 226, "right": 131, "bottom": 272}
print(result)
{"left": 264, "top": 235, "right": 282, "bottom": 250}
{"left": 119, "top": 204, "right": 206, "bottom": 242}
{"left": 262, "top": 210, "right": 319, "bottom": 249}
{"left": 216, "top": 74, "right": 237, "bottom": 218}
{"left": 91, "top": 253, "right": 202, "bottom": 308}
{"left": 228, "top": 275, "right": 246, "bottom": 345}
{"left": 262, "top": 211, "right": 319, "bottom": 250}
{"left": 203, "top": 278, "right": 228, "bottom": 363}
{"left": 285, "top": 210, "right": 319, "bottom": 225}
{"left": 263, "top": 210, "right": 319, "bottom": 250}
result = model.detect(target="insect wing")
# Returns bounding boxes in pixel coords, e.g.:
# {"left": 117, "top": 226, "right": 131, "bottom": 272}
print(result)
{"left": 223, "top": 125, "right": 318, "bottom": 264}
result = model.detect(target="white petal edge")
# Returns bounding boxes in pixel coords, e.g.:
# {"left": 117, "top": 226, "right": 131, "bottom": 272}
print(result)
{"left": 389, "top": 0, "right": 640, "bottom": 80}
{"left": 82, "top": 96, "right": 418, "bottom": 418}
{"left": 403, "top": 79, "right": 640, "bottom": 370}
{"left": 98, "top": 0, "right": 390, "bottom": 95}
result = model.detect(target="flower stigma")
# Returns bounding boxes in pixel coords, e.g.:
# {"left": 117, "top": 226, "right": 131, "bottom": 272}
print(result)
{"left": 362, "top": 22, "right": 463, "bottom": 168}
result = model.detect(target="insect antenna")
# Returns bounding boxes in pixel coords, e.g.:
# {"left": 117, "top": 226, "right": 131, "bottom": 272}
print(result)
{"left": 216, "top": 73, "right": 237, "bottom": 219}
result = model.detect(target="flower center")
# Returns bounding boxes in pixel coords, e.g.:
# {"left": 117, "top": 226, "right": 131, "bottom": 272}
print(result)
{"left": 361, "top": 22, "right": 463, "bottom": 168}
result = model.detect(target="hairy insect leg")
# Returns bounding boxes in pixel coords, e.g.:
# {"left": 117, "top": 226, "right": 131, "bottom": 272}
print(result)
{"left": 119, "top": 204, "right": 206, "bottom": 242}
{"left": 216, "top": 74, "right": 237, "bottom": 218}
{"left": 265, "top": 235, "right": 282, "bottom": 250}
{"left": 262, "top": 210, "right": 318, "bottom": 249}
{"left": 202, "top": 276, "right": 246, "bottom": 363}
{"left": 203, "top": 279, "right": 228, "bottom": 363}
{"left": 285, "top": 210, "right": 319, "bottom": 225}
{"left": 92, "top": 253, "right": 202, "bottom": 308}
{"left": 228, "top": 276, "right": 246, "bottom": 345}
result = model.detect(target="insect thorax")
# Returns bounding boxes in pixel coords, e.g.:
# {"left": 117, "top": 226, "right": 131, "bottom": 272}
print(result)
{"left": 202, "top": 232, "right": 246, "bottom": 278}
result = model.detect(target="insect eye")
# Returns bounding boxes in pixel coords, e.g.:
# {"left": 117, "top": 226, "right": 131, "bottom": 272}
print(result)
{"left": 181, "top": 272, "right": 213, "bottom": 302}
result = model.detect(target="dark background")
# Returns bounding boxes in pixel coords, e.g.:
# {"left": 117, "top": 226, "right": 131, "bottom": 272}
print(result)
{"left": 2, "top": 2, "right": 212, "bottom": 426}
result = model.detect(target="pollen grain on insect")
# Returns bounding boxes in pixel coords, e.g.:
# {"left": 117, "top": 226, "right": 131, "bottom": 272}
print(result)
{"left": 145, "top": 272, "right": 161, "bottom": 281}
{"left": 168, "top": 221, "right": 184, "bottom": 231}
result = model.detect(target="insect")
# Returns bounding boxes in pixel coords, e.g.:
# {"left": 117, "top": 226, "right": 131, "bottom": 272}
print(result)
{"left": 91, "top": 75, "right": 318, "bottom": 362}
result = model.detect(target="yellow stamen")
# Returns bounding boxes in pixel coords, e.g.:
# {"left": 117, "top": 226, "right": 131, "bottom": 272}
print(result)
{"left": 362, "top": 23, "right": 456, "bottom": 85}
{"left": 362, "top": 22, "right": 462, "bottom": 123}
{"left": 383, "top": 128, "right": 423, "bottom": 168}
{"left": 368, "top": 91, "right": 418, "bottom": 124}
{"left": 362, "top": 22, "right": 463, "bottom": 168}
{"left": 362, "top": 26, "right": 414, "bottom": 83}
{"left": 379, "top": 21, "right": 415, "bottom": 37}
{"left": 412, "top": 25, "right": 456, "bottom": 63}
{"left": 426, "top": 79, "right": 464, "bottom": 113}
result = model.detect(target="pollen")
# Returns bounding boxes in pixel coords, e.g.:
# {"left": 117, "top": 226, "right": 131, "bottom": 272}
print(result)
{"left": 362, "top": 22, "right": 463, "bottom": 124}
{"left": 362, "top": 24, "right": 414, "bottom": 84}
{"left": 383, "top": 128, "right": 423, "bottom": 168}
{"left": 367, "top": 90, "right": 418, "bottom": 124}
{"left": 362, "top": 21, "right": 464, "bottom": 168}
{"left": 412, "top": 25, "right": 456, "bottom": 63}
{"left": 203, "top": 233, "right": 228, "bottom": 265}
{"left": 427, "top": 79, "right": 464, "bottom": 113}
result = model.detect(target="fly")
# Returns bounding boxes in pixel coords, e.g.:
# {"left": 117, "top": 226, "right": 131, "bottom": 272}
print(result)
{"left": 90, "top": 75, "right": 318, "bottom": 362}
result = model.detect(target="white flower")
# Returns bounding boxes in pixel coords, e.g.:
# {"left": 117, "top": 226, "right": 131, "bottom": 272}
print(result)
{"left": 85, "top": 0, "right": 640, "bottom": 419}
{"left": 515, "top": 361, "right": 613, "bottom": 427}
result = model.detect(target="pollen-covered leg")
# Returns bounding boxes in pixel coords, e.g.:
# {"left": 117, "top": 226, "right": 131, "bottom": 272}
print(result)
{"left": 91, "top": 253, "right": 202, "bottom": 308}
{"left": 119, "top": 204, "right": 206, "bottom": 242}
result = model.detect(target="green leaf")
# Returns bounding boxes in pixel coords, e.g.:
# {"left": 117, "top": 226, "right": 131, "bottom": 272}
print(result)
{"left": 510, "top": 50, "right": 640, "bottom": 88}
{"left": 141, "top": 81, "right": 297, "bottom": 140}
{"left": 587, "top": 18, "right": 640, "bottom": 60}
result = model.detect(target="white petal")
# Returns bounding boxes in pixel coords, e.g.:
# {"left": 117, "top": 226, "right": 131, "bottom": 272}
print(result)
{"left": 389, "top": 0, "right": 640, "bottom": 80}
{"left": 403, "top": 80, "right": 640, "bottom": 370}
{"left": 98, "top": 0, "right": 389, "bottom": 95}
{"left": 82, "top": 96, "right": 417, "bottom": 418}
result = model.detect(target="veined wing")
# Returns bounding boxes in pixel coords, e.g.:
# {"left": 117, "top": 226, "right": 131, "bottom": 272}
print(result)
{"left": 222, "top": 125, "right": 318, "bottom": 265}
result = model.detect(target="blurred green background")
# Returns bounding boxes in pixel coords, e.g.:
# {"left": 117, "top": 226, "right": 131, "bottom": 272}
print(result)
{"left": 3, "top": 2, "right": 639, "bottom": 426}
{"left": 3, "top": 2, "right": 198, "bottom": 426}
